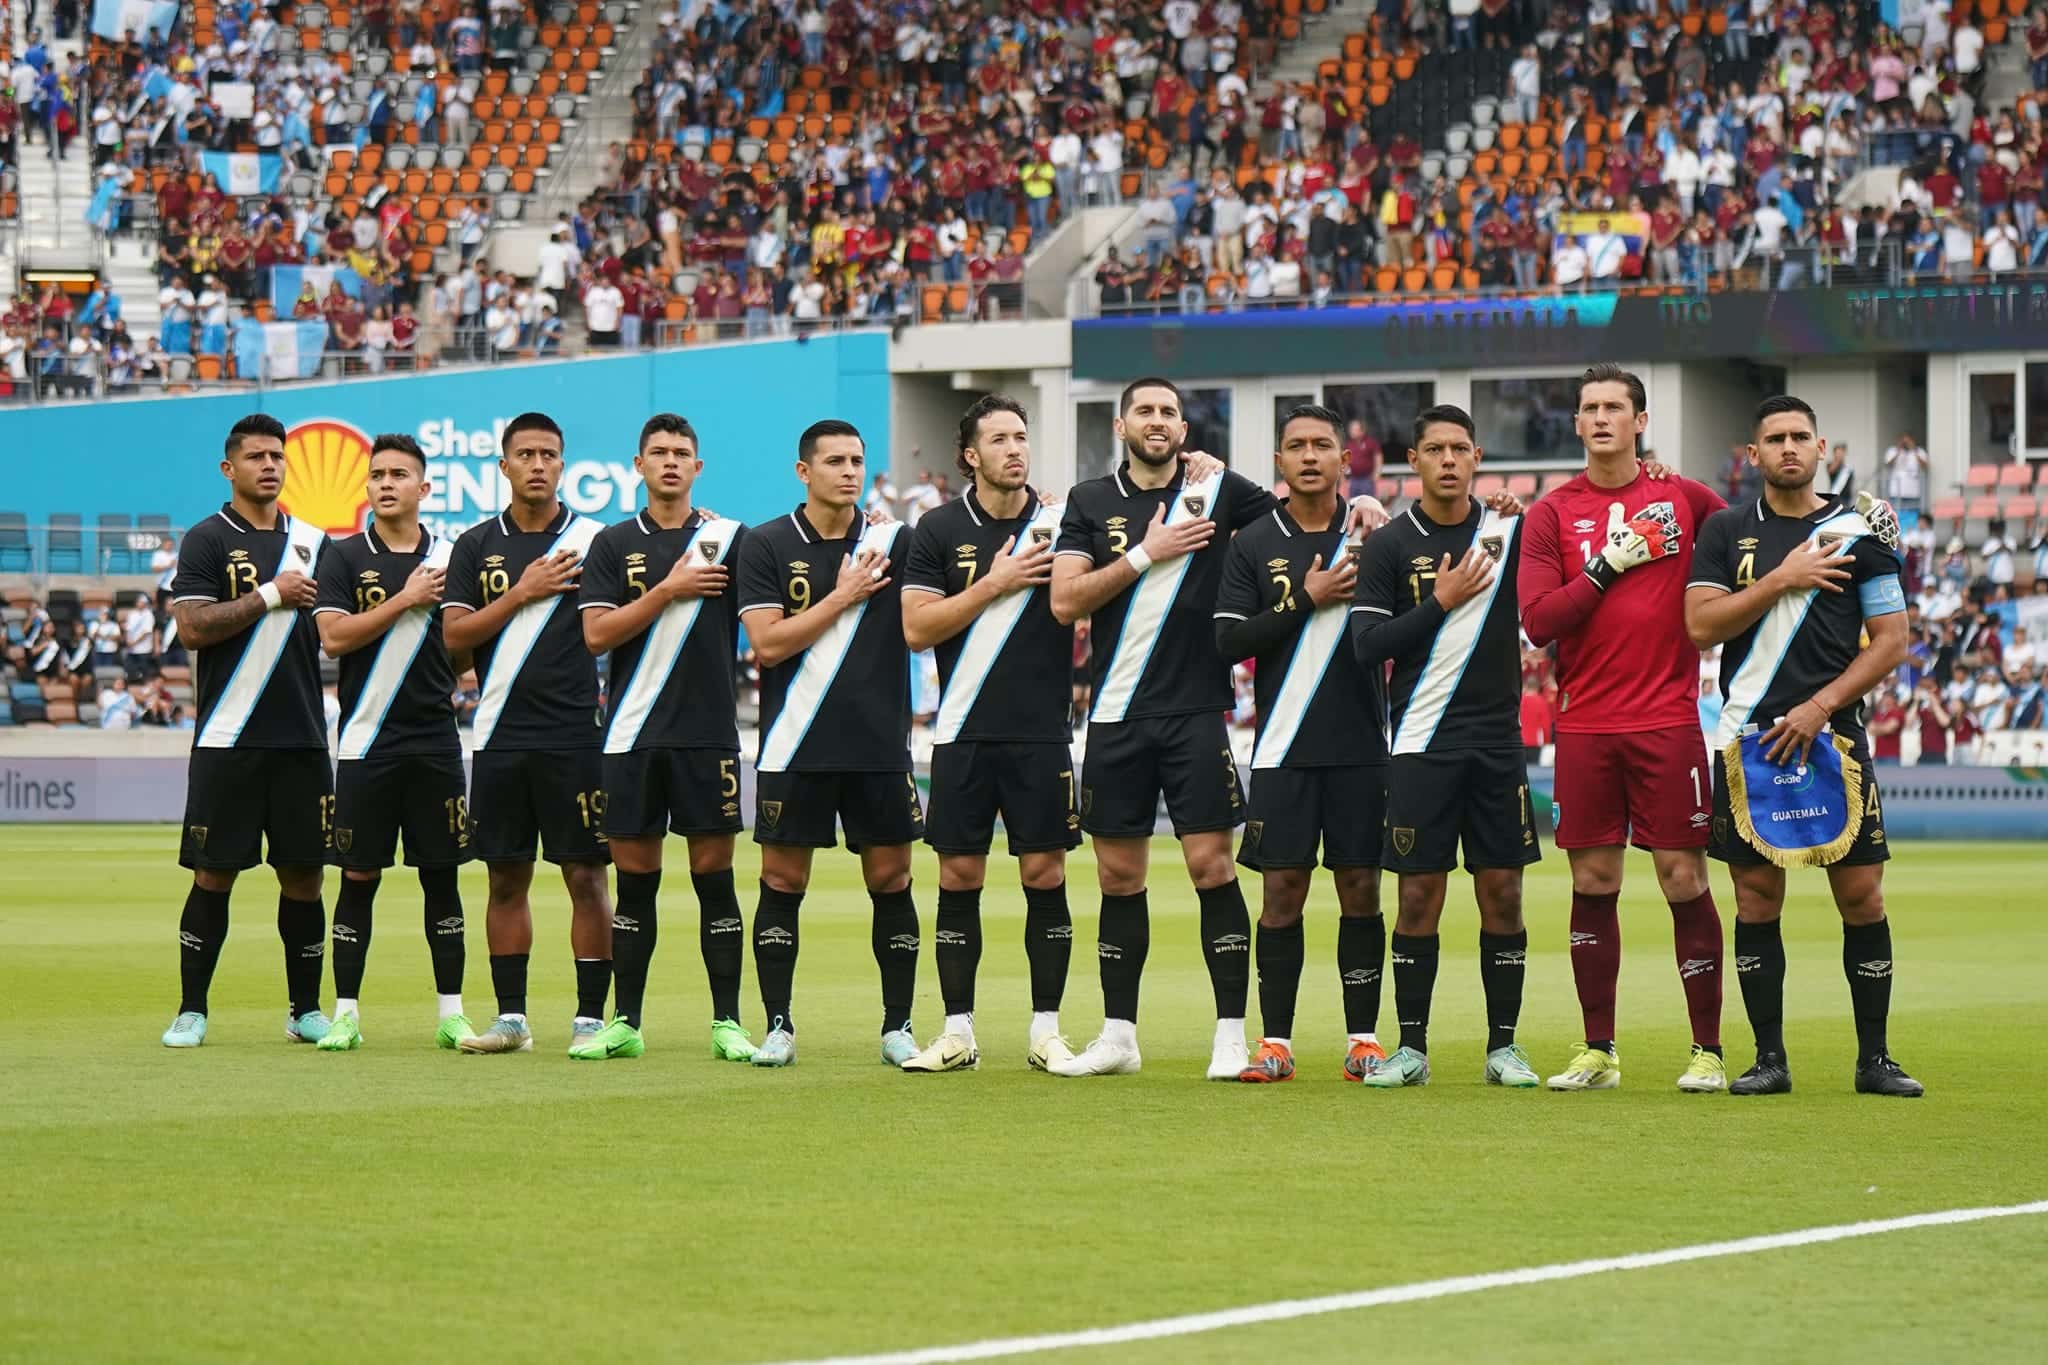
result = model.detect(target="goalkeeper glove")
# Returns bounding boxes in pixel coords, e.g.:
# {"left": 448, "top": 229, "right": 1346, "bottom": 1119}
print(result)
{"left": 1855, "top": 490, "right": 1902, "bottom": 553}
{"left": 1584, "top": 500, "right": 1683, "bottom": 590}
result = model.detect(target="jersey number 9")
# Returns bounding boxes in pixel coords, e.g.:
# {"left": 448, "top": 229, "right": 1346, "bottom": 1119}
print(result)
{"left": 479, "top": 567, "right": 511, "bottom": 604}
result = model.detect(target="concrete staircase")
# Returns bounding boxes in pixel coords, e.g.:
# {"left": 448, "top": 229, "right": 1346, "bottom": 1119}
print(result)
{"left": 2, "top": 9, "right": 96, "bottom": 293}
{"left": 1266, "top": 0, "right": 1373, "bottom": 88}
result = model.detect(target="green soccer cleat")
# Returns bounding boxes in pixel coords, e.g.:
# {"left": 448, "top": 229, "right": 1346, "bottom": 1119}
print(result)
{"left": 710, "top": 1018, "right": 758, "bottom": 1062}
{"left": 1359, "top": 1045, "right": 1430, "bottom": 1088}
{"left": 753, "top": 1026, "right": 797, "bottom": 1067}
{"left": 286, "top": 1009, "right": 332, "bottom": 1044}
{"left": 435, "top": 1014, "right": 477, "bottom": 1051}
{"left": 316, "top": 1012, "right": 363, "bottom": 1052}
{"left": 161, "top": 1012, "right": 208, "bottom": 1048}
{"left": 458, "top": 1015, "right": 534, "bottom": 1054}
{"left": 879, "top": 1027, "right": 920, "bottom": 1067}
{"left": 1548, "top": 1046, "right": 1622, "bottom": 1091}
{"left": 1677, "top": 1045, "right": 1728, "bottom": 1093}
{"left": 1485, "top": 1044, "right": 1540, "bottom": 1088}
{"left": 569, "top": 1014, "right": 645, "bottom": 1060}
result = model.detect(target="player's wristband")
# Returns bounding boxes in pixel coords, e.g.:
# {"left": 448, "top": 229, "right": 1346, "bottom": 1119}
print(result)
{"left": 1581, "top": 555, "right": 1619, "bottom": 592}
{"left": 258, "top": 581, "right": 284, "bottom": 610}
{"left": 1124, "top": 547, "right": 1153, "bottom": 576}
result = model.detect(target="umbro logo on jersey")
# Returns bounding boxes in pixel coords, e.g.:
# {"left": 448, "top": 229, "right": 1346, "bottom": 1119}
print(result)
{"left": 935, "top": 929, "right": 968, "bottom": 946}
{"left": 484, "top": 554, "right": 505, "bottom": 567}
{"left": 612, "top": 914, "right": 640, "bottom": 932}
{"left": 332, "top": 924, "right": 360, "bottom": 944}
{"left": 698, "top": 539, "right": 723, "bottom": 562}
{"left": 1735, "top": 955, "right": 1762, "bottom": 972}
{"left": 956, "top": 543, "right": 978, "bottom": 556}
{"left": 709, "top": 917, "right": 743, "bottom": 935}
{"left": 1341, "top": 968, "right": 1379, "bottom": 985}
{"left": 1045, "top": 925, "right": 1074, "bottom": 940}
{"left": 1097, "top": 942, "right": 1123, "bottom": 961}
{"left": 1569, "top": 931, "right": 1599, "bottom": 947}
{"left": 626, "top": 552, "right": 647, "bottom": 566}
{"left": 359, "top": 569, "right": 381, "bottom": 583}
{"left": 435, "top": 916, "right": 464, "bottom": 935}
{"left": 1736, "top": 538, "right": 1759, "bottom": 551}
{"left": 179, "top": 930, "right": 205, "bottom": 952}
{"left": 1855, "top": 959, "right": 1893, "bottom": 979}
{"left": 1267, "top": 557, "right": 1290, "bottom": 572}
{"left": 1680, "top": 957, "right": 1717, "bottom": 978}
{"left": 888, "top": 933, "right": 920, "bottom": 952}
{"left": 788, "top": 560, "right": 811, "bottom": 574}
{"left": 1410, "top": 555, "right": 1433, "bottom": 568}
{"left": 1210, "top": 933, "right": 1249, "bottom": 953}
{"left": 756, "top": 926, "right": 795, "bottom": 946}
{"left": 1572, "top": 519, "right": 1598, "bottom": 533}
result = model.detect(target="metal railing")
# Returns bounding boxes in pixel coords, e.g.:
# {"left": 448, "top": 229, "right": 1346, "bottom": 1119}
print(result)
{"left": 0, "top": 525, "right": 181, "bottom": 580}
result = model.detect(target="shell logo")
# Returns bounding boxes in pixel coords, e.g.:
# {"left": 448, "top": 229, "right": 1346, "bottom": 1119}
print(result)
{"left": 279, "top": 419, "right": 374, "bottom": 535}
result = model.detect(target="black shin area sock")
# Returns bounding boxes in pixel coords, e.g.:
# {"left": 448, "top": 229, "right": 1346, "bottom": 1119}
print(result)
{"left": 417, "top": 866, "right": 465, "bottom": 996}
{"left": 1022, "top": 883, "right": 1072, "bottom": 1013}
{"left": 1336, "top": 914, "right": 1385, "bottom": 1036}
{"left": 1097, "top": 892, "right": 1150, "bottom": 1024}
{"left": 753, "top": 883, "right": 803, "bottom": 1032}
{"left": 692, "top": 868, "right": 745, "bottom": 1022}
{"left": 330, "top": 876, "right": 378, "bottom": 1001}
{"left": 277, "top": 893, "right": 325, "bottom": 1017}
{"left": 1389, "top": 932, "right": 1440, "bottom": 1055}
{"left": 870, "top": 884, "right": 920, "bottom": 1033}
{"left": 177, "top": 884, "right": 231, "bottom": 1015}
{"left": 1254, "top": 919, "right": 1305, "bottom": 1039}
{"left": 611, "top": 868, "right": 661, "bottom": 1027}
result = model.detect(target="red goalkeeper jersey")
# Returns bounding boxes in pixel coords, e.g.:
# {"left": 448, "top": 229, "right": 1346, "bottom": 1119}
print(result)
{"left": 1518, "top": 470, "right": 1726, "bottom": 734}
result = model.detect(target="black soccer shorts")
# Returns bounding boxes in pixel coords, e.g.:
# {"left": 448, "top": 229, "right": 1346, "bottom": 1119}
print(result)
{"left": 1238, "top": 763, "right": 1388, "bottom": 871}
{"left": 331, "top": 752, "right": 472, "bottom": 871}
{"left": 179, "top": 748, "right": 334, "bottom": 872}
{"left": 1708, "top": 749, "right": 1891, "bottom": 868}
{"left": 1381, "top": 747, "right": 1543, "bottom": 874}
{"left": 470, "top": 747, "right": 609, "bottom": 865}
{"left": 753, "top": 769, "right": 924, "bottom": 851}
{"left": 925, "top": 740, "right": 1082, "bottom": 857}
{"left": 603, "top": 748, "right": 745, "bottom": 841}
{"left": 1080, "top": 712, "right": 1244, "bottom": 839}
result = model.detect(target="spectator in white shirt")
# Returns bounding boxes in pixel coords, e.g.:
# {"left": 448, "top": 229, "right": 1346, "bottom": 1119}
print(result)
{"left": 536, "top": 228, "right": 572, "bottom": 293}
{"left": 1984, "top": 211, "right": 2021, "bottom": 274}
{"left": 583, "top": 279, "right": 624, "bottom": 345}
{"left": 1243, "top": 244, "right": 1275, "bottom": 302}
{"left": 1583, "top": 221, "right": 1626, "bottom": 285}
{"left": 1508, "top": 43, "right": 1541, "bottom": 125}
{"left": 1552, "top": 237, "right": 1589, "bottom": 290}
{"left": 2006, "top": 627, "right": 2038, "bottom": 677}
{"left": 1885, "top": 433, "right": 1929, "bottom": 509}
{"left": 98, "top": 678, "right": 143, "bottom": 730}
{"left": 121, "top": 596, "right": 157, "bottom": 671}
{"left": 864, "top": 473, "right": 901, "bottom": 523}
{"left": 1087, "top": 128, "right": 1125, "bottom": 204}
{"left": 1049, "top": 130, "right": 1083, "bottom": 212}
{"left": 1269, "top": 255, "right": 1302, "bottom": 299}
{"left": 904, "top": 471, "right": 944, "bottom": 524}
{"left": 1753, "top": 201, "right": 1788, "bottom": 255}
{"left": 1983, "top": 522, "right": 2017, "bottom": 585}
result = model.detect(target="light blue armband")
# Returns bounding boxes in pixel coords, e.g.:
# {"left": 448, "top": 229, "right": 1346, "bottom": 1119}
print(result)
{"left": 1859, "top": 573, "right": 1906, "bottom": 618}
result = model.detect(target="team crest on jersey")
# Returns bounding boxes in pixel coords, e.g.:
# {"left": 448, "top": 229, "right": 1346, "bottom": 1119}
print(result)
{"left": 187, "top": 824, "right": 208, "bottom": 848}
{"left": 1816, "top": 533, "right": 1846, "bottom": 555}
{"left": 1244, "top": 819, "right": 1263, "bottom": 848}
{"left": 1392, "top": 827, "right": 1415, "bottom": 855}
{"left": 294, "top": 543, "right": 313, "bottom": 565}
{"left": 698, "top": 539, "right": 722, "bottom": 562}
{"left": 762, "top": 800, "right": 783, "bottom": 825}
{"left": 334, "top": 828, "right": 353, "bottom": 853}
{"left": 1181, "top": 494, "right": 1207, "bottom": 518}
{"left": 1736, "top": 537, "right": 1759, "bottom": 551}
{"left": 1030, "top": 526, "right": 1054, "bottom": 545}
{"left": 1479, "top": 535, "right": 1504, "bottom": 563}
{"left": 1079, "top": 787, "right": 1093, "bottom": 816}
{"left": 1712, "top": 814, "right": 1728, "bottom": 842}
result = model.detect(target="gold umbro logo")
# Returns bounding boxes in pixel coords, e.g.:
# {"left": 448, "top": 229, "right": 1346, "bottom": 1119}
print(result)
{"left": 484, "top": 554, "right": 506, "bottom": 568}
{"left": 359, "top": 569, "right": 380, "bottom": 583}
{"left": 956, "top": 544, "right": 978, "bottom": 556}
{"left": 1736, "top": 537, "right": 1759, "bottom": 551}
{"left": 1267, "top": 557, "right": 1290, "bottom": 571}
{"left": 1411, "top": 555, "right": 1434, "bottom": 568}
{"left": 1106, "top": 516, "right": 1127, "bottom": 530}
{"left": 228, "top": 549, "right": 250, "bottom": 562}
{"left": 625, "top": 552, "right": 647, "bottom": 566}
{"left": 789, "top": 560, "right": 810, "bottom": 573}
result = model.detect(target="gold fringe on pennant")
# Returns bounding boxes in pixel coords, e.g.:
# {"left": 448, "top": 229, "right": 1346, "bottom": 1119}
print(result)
{"left": 1724, "top": 733, "right": 1866, "bottom": 869}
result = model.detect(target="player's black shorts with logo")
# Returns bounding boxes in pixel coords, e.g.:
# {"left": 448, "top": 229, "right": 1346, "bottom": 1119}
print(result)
{"left": 1708, "top": 749, "right": 1890, "bottom": 867}
{"left": 926, "top": 740, "right": 1082, "bottom": 856}
{"left": 1239, "top": 763, "right": 1388, "bottom": 871}
{"left": 331, "top": 753, "right": 472, "bottom": 871}
{"left": 1382, "top": 747, "right": 1542, "bottom": 873}
{"left": 604, "top": 748, "right": 745, "bottom": 840}
{"left": 1081, "top": 712, "right": 1244, "bottom": 839}
{"left": 179, "top": 748, "right": 335, "bottom": 872}
{"left": 471, "top": 747, "right": 609, "bottom": 864}
{"left": 754, "top": 769, "right": 924, "bottom": 851}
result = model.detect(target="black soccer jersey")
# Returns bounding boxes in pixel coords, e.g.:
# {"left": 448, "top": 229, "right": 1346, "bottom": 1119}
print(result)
{"left": 579, "top": 509, "right": 744, "bottom": 754}
{"left": 736, "top": 505, "right": 912, "bottom": 773}
{"left": 1216, "top": 504, "right": 1387, "bottom": 768}
{"left": 169, "top": 503, "right": 326, "bottom": 750}
{"left": 1691, "top": 495, "right": 1906, "bottom": 757}
{"left": 1350, "top": 500, "right": 1524, "bottom": 755}
{"left": 903, "top": 488, "right": 1071, "bottom": 744}
{"left": 1054, "top": 463, "right": 1277, "bottom": 722}
{"left": 313, "top": 524, "right": 460, "bottom": 758}
{"left": 445, "top": 504, "right": 602, "bottom": 752}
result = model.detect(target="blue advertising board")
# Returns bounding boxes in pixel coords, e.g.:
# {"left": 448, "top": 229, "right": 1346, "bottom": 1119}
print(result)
{"left": 0, "top": 333, "right": 890, "bottom": 540}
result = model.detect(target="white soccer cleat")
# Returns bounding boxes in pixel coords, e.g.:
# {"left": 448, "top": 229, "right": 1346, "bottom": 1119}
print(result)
{"left": 1027, "top": 1033, "right": 1076, "bottom": 1072}
{"left": 900, "top": 1032, "right": 979, "bottom": 1073}
{"left": 1207, "top": 1035, "right": 1251, "bottom": 1081}
{"left": 1047, "top": 1033, "right": 1142, "bottom": 1077}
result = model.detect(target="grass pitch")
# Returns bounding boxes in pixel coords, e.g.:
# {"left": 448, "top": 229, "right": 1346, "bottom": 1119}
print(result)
{"left": 2, "top": 829, "right": 2044, "bottom": 1364}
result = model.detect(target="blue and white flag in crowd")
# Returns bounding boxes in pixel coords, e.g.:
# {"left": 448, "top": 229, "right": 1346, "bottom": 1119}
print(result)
{"left": 268, "top": 264, "right": 363, "bottom": 313}
{"left": 92, "top": 0, "right": 180, "bottom": 40}
{"left": 198, "top": 151, "right": 281, "bottom": 197}
{"left": 83, "top": 176, "right": 123, "bottom": 231}
{"left": 233, "top": 319, "right": 330, "bottom": 381}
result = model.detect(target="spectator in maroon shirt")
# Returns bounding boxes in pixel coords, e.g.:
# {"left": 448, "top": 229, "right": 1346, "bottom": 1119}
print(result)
{"left": 1343, "top": 420, "right": 1382, "bottom": 498}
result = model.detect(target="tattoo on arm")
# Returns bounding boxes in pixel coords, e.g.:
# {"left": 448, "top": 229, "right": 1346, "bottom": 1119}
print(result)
{"left": 175, "top": 594, "right": 268, "bottom": 650}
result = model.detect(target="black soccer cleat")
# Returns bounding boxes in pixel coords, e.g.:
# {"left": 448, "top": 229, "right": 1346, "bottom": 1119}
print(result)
{"left": 1729, "top": 1053, "right": 1792, "bottom": 1096}
{"left": 1854, "top": 1053, "right": 1925, "bottom": 1098}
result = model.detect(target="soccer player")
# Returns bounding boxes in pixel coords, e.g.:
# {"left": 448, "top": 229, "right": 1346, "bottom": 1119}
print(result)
{"left": 577, "top": 414, "right": 755, "bottom": 1063}
{"left": 161, "top": 414, "right": 332, "bottom": 1048}
{"left": 736, "top": 419, "right": 923, "bottom": 1068}
{"left": 309, "top": 433, "right": 474, "bottom": 1052}
{"left": 897, "top": 394, "right": 1079, "bottom": 1073}
{"left": 1350, "top": 404, "right": 1542, "bottom": 1090}
{"left": 1685, "top": 395, "right": 1922, "bottom": 1098}
{"left": 1215, "top": 403, "right": 1391, "bottom": 1083}
{"left": 1516, "top": 364, "right": 1731, "bottom": 1093}
{"left": 443, "top": 412, "right": 614, "bottom": 1055}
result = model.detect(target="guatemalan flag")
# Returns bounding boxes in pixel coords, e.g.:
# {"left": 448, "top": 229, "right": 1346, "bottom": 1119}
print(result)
{"left": 92, "top": 0, "right": 180, "bottom": 40}
{"left": 268, "top": 264, "right": 363, "bottom": 314}
{"left": 233, "top": 319, "right": 330, "bottom": 381}
{"left": 198, "top": 151, "right": 282, "bottom": 197}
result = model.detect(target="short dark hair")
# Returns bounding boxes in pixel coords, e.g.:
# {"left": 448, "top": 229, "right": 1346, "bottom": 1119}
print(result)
{"left": 502, "top": 411, "right": 564, "bottom": 450}
{"left": 369, "top": 432, "right": 426, "bottom": 471}
{"left": 957, "top": 394, "right": 1028, "bottom": 477}
{"left": 224, "top": 413, "right": 286, "bottom": 458}
{"left": 798, "top": 418, "right": 863, "bottom": 462}
{"left": 1118, "top": 376, "right": 1183, "bottom": 416}
{"left": 1278, "top": 402, "right": 1344, "bottom": 445}
{"left": 1411, "top": 403, "right": 1476, "bottom": 448}
{"left": 638, "top": 413, "right": 699, "bottom": 454}
{"left": 1575, "top": 363, "right": 1647, "bottom": 416}
{"left": 1753, "top": 393, "right": 1817, "bottom": 434}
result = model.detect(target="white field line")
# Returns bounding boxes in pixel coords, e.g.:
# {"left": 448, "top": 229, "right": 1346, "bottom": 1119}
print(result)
{"left": 771, "top": 1199, "right": 2048, "bottom": 1365}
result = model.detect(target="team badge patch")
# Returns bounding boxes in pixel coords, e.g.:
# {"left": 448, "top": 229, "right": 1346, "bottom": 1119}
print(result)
{"left": 1392, "top": 827, "right": 1415, "bottom": 856}
{"left": 1080, "top": 787, "right": 1094, "bottom": 816}
{"left": 294, "top": 543, "right": 313, "bottom": 565}
{"left": 1182, "top": 494, "right": 1208, "bottom": 519}
{"left": 334, "top": 828, "right": 353, "bottom": 854}
{"left": 1713, "top": 814, "right": 1728, "bottom": 842}
{"left": 1479, "top": 535, "right": 1504, "bottom": 563}
{"left": 698, "top": 539, "right": 722, "bottom": 562}
{"left": 1030, "top": 526, "right": 1054, "bottom": 545}
{"left": 187, "top": 824, "right": 208, "bottom": 848}
{"left": 761, "top": 800, "right": 783, "bottom": 826}
{"left": 1244, "top": 819, "right": 1263, "bottom": 849}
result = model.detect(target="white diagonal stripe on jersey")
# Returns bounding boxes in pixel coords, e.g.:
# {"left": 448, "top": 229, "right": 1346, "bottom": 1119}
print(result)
{"left": 1090, "top": 471, "right": 1224, "bottom": 724}
{"left": 196, "top": 515, "right": 327, "bottom": 750}
{"left": 1252, "top": 532, "right": 1349, "bottom": 769}
{"left": 1391, "top": 511, "right": 1518, "bottom": 757}
{"left": 604, "top": 518, "right": 741, "bottom": 754}
{"left": 1716, "top": 509, "right": 1868, "bottom": 748}
{"left": 337, "top": 535, "right": 455, "bottom": 761}
{"left": 758, "top": 520, "right": 905, "bottom": 773}
{"left": 470, "top": 515, "right": 602, "bottom": 750}
{"left": 933, "top": 502, "right": 1063, "bottom": 745}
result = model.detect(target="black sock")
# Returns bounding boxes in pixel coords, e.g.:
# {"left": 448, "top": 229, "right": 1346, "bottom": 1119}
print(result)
{"left": 574, "top": 958, "right": 611, "bottom": 1020}
{"left": 611, "top": 868, "right": 660, "bottom": 1028}
{"left": 1255, "top": 919, "right": 1305, "bottom": 1039}
{"left": 1097, "top": 891, "right": 1150, "bottom": 1024}
{"left": 1389, "top": 931, "right": 1439, "bottom": 1055}
{"left": 753, "top": 882, "right": 802, "bottom": 1033}
{"left": 1734, "top": 918, "right": 1787, "bottom": 1059}
{"left": 177, "top": 884, "right": 231, "bottom": 1015}
{"left": 1197, "top": 880, "right": 1253, "bottom": 1018}
{"left": 693, "top": 868, "right": 745, "bottom": 1023}
{"left": 490, "top": 953, "right": 529, "bottom": 1016}
{"left": 330, "top": 876, "right": 378, "bottom": 1002}
{"left": 1480, "top": 929, "right": 1528, "bottom": 1053}
{"left": 1842, "top": 918, "right": 1894, "bottom": 1062}
{"left": 1336, "top": 913, "right": 1385, "bottom": 1036}
{"left": 935, "top": 886, "right": 983, "bottom": 1017}
{"left": 418, "top": 867, "right": 465, "bottom": 996}
{"left": 870, "top": 884, "right": 920, "bottom": 1034}
{"left": 277, "top": 893, "right": 325, "bottom": 1018}
{"left": 1022, "top": 883, "right": 1072, "bottom": 1012}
